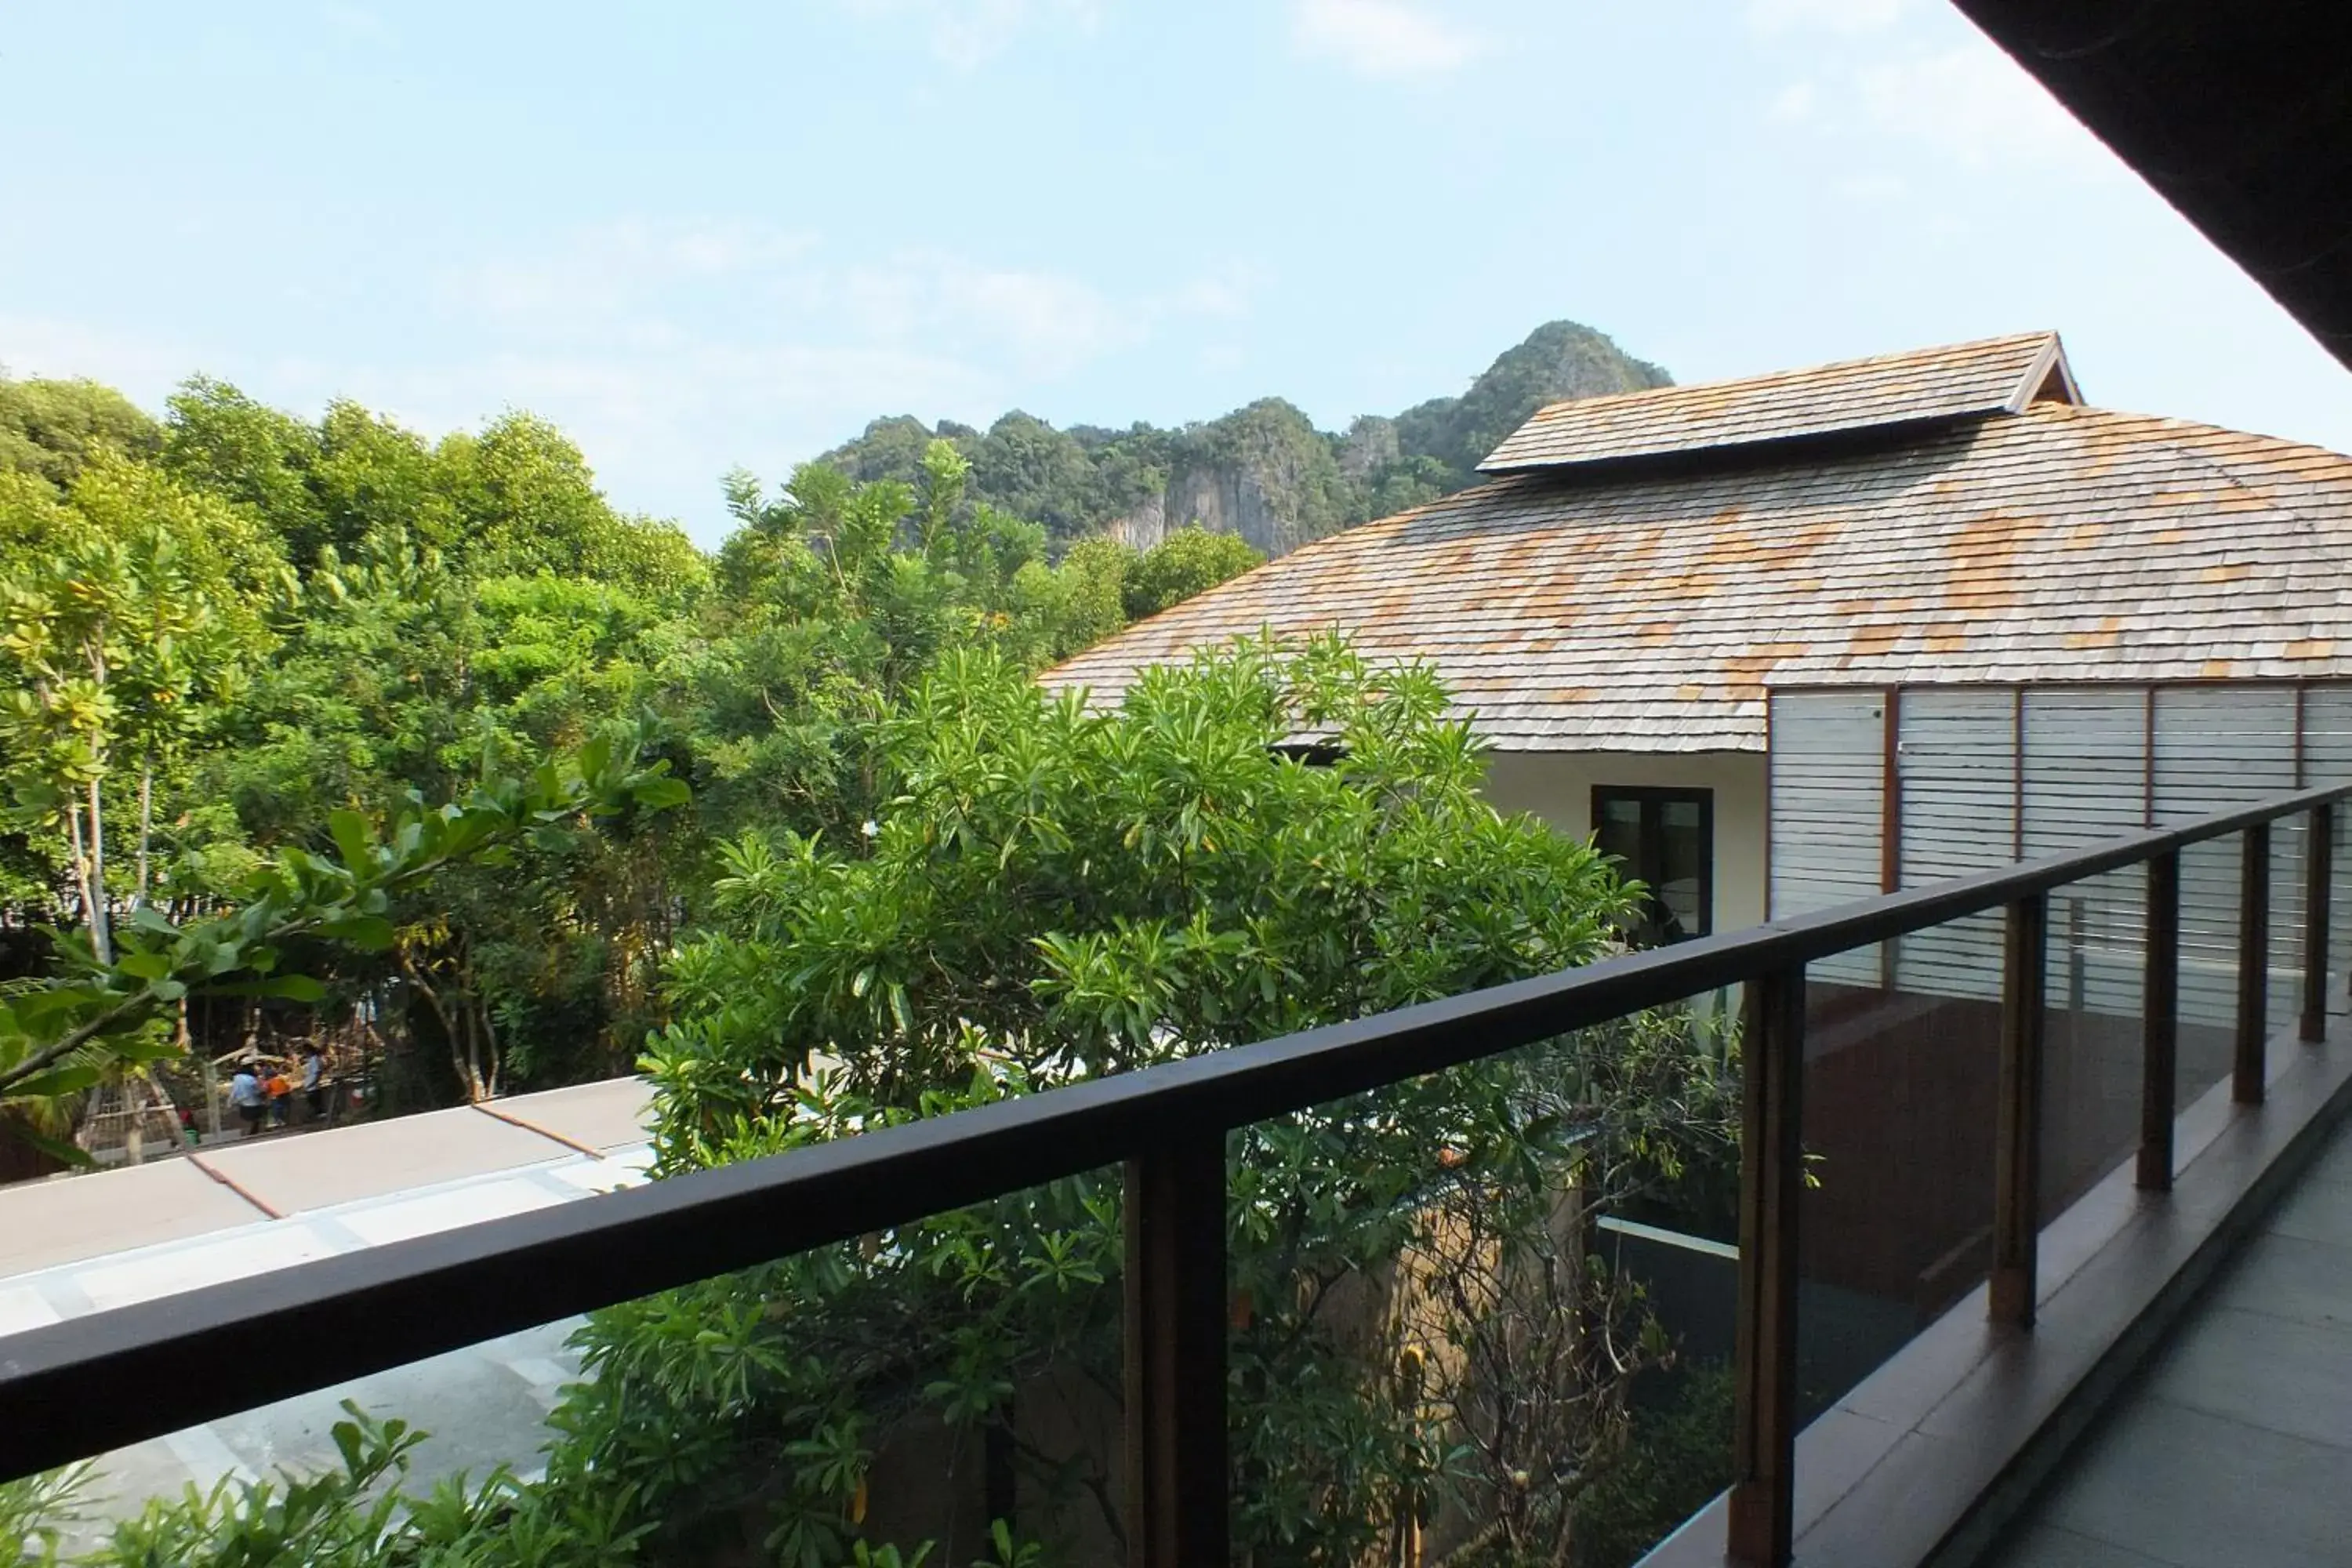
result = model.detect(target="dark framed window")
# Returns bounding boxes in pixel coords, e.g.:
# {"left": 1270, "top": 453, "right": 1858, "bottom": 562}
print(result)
{"left": 1592, "top": 786, "right": 1714, "bottom": 944}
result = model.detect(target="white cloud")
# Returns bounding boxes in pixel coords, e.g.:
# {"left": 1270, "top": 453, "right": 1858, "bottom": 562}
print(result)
{"left": 1857, "top": 46, "right": 2104, "bottom": 172}
{"left": 11, "top": 217, "right": 1250, "bottom": 543}
{"left": 1748, "top": 0, "right": 1907, "bottom": 33}
{"left": 1766, "top": 81, "right": 1817, "bottom": 123}
{"left": 906, "top": 256, "right": 1142, "bottom": 375}
{"left": 1291, "top": 0, "right": 1482, "bottom": 81}
{"left": 1832, "top": 172, "right": 1907, "bottom": 201}
{"left": 426, "top": 221, "right": 1257, "bottom": 535}
{"left": 443, "top": 223, "right": 1245, "bottom": 382}
{"left": 847, "top": 0, "right": 1102, "bottom": 69}
{"left": 0, "top": 315, "right": 206, "bottom": 398}
{"left": 441, "top": 219, "right": 816, "bottom": 322}
{"left": 1163, "top": 262, "right": 1265, "bottom": 321}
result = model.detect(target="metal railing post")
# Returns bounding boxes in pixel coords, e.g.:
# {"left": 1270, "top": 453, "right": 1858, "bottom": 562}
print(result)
{"left": 1728, "top": 965, "right": 1804, "bottom": 1568}
{"left": 2235, "top": 824, "right": 2271, "bottom": 1104}
{"left": 1991, "top": 894, "right": 2046, "bottom": 1328}
{"left": 2139, "top": 851, "right": 2180, "bottom": 1192}
{"left": 1123, "top": 1132, "right": 1227, "bottom": 1568}
{"left": 2303, "top": 804, "right": 2332, "bottom": 1044}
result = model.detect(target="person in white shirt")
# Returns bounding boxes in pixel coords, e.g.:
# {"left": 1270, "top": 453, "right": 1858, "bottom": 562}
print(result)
{"left": 228, "top": 1066, "right": 267, "bottom": 1137}
{"left": 302, "top": 1047, "right": 327, "bottom": 1123}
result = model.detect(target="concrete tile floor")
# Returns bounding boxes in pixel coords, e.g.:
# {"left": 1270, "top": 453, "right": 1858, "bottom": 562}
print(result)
{"left": 1987, "top": 1118, "right": 2352, "bottom": 1567}
{"left": 2, "top": 1138, "right": 653, "bottom": 1529}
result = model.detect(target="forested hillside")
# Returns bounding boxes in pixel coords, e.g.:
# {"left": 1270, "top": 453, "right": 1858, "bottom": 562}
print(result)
{"left": 818, "top": 318, "right": 1671, "bottom": 556}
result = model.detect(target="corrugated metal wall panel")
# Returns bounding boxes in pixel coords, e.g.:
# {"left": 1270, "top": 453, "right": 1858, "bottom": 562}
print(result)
{"left": 2025, "top": 689, "right": 2150, "bottom": 1021}
{"left": 2151, "top": 688, "right": 2298, "bottom": 813}
{"left": 2022, "top": 688, "right": 2146, "bottom": 851}
{"left": 1769, "top": 690, "right": 1884, "bottom": 985}
{"left": 2303, "top": 687, "right": 2352, "bottom": 999}
{"left": 1893, "top": 689, "right": 2013, "bottom": 1001}
{"left": 1768, "top": 681, "right": 2352, "bottom": 1022}
{"left": 2154, "top": 688, "right": 2299, "bottom": 1029}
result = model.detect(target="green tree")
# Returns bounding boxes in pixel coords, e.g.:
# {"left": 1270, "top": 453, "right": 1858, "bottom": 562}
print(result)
{"left": 0, "top": 456, "right": 280, "bottom": 960}
{"left": 439, "top": 412, "right": 707, "bottom": 600}
{"left": 546, "top": 637, "right": 1731, "bottom": 1564}
{"left": 162, "top": 376, "right": 333, "bottom": 563}
{"left": 968, "top": 412, "right": 1096, "bottom": 541}
{"left": 0, "top": 376, "right": 162, "bottom": 492}
{"left": 0, "top": 729, "right": 686, "bottom": 1150}
{"left": 165, "top": 382, "right": 706, "bottom": 602}
{"left": 1121, "top": 527, "right": 1262, "bottom": 620}
{"left": 198, "top": 535, "right": 696, "bottom": 1101}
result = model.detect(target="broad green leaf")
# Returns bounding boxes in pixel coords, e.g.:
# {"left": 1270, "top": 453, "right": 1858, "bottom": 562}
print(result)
{"left": 328, "top": 808, "right": 373, "bottom": 868}
{"left": 321, "top": 915, "right": 396, "bottom": 949}
{"left": 5, "top": 1064, "right": 103, "bottom": 1099}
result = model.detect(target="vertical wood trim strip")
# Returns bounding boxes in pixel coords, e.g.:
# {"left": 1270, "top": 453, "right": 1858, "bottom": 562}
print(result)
{"left": 2235, "top": 824, "right": 2271, "bottom": 1105}
{"left": 1991, "top": 893, "right": 2046, "bottom": 1328}
{"left": 2304, "top": 804, "right": 2332, "bottom": 1044}
{"left": 2143, "top": 684, "right": 2156, "bottom": 829}
{"left": 2139, "top": 851, "right": 2180, "bottom": 1191}
{"left": 2296, "top": 682, "right": 2309, "bottom": 790}
{"left": 1881, "top": 688, "right": 1901, "bottom": 894}
{"left": 1123, "top": 1134, "right": 1228, "bottom": 1567}
{"left": 1762, "top": 695, "right": 1776, "bottom": 920}
{"left": 2012, "top": 687, "right": 2027, "bottom": 862}
{"left": 1728, "top": 964, "right": 1804, "bottom": 1567}
{"left": 1882, "top": 688, "right": 1901, "bottom": 990}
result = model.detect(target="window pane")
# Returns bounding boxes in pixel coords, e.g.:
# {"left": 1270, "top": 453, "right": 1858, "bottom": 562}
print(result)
{"left": 1595, "top": 798, "right": 1643, "bottom": 868}
{"left": 1657, "top": 802, "right": 1708, "bottom": 935}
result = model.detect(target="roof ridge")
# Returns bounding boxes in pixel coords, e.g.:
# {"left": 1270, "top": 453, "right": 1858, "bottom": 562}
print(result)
{"left": 1520, "top": 331, "right": 2060, "bottom": 419}
{"left": 2042, "top": 401, "right": 2352, "bottom": 469}
{"left": 1478, "top": 331, "right": 2070, "bottom": 477}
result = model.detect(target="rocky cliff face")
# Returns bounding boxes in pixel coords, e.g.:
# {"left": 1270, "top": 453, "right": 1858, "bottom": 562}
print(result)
{"left": 819, "top": 319, "right": 1670, "bottom": 559}
{"left": 1155, "top": 460, "right": 1291, "bottom": 557}
{"left": 1102, "top": 492, "right": 1166, "bottom": 550}
{"left": 1115, "top": 459, "right": 1312, "bottom": 557}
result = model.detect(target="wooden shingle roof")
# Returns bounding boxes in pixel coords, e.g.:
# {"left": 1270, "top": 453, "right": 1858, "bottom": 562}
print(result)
{"left": 1044, "top": 400, "right": 2352, "bottom": 753}
{"left": 1479, "top": 332, "right": 2076, "bottom": 474}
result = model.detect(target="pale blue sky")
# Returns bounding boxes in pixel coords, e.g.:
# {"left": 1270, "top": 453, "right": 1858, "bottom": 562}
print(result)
{"left": 7, "top": 0, "right": 2351, "bottom": 545}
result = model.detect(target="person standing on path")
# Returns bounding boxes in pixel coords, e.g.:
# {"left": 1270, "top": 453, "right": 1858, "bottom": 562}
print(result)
{"left": 228, "top": 1065, "right": 267, "bottom": 1137}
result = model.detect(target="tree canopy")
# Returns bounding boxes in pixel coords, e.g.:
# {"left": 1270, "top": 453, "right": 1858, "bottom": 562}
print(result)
{"left": 2, "top": 381, "right": 1264, "bottom": 1140}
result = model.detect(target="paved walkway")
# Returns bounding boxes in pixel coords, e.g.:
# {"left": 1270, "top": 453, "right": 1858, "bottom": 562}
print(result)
{"left": 1987, "top": 1116, "right": 2352, "bottom": 1567}
{"left": 0, "top": 1080, "right": 655, "bottom": 1527}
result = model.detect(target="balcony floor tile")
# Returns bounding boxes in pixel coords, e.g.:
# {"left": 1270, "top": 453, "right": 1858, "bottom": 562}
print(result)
{"left": 2027, "top": 1399, "right": 2352, "bottom": 1567}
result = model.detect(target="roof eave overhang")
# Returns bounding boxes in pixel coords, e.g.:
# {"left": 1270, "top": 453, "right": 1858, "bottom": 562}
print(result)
{"left": 1953, "top": 1, "right": 2352, "bottom": 371}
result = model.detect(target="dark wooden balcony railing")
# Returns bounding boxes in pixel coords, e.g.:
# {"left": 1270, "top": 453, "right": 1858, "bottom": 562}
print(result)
{"left": 1, "top": 783, "right": 2346, "bottom": 1566}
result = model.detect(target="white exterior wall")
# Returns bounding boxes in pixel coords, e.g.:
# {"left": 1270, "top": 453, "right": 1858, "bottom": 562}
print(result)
{"left": 1479, "top": 750, "right": 1769, "bottom": 934}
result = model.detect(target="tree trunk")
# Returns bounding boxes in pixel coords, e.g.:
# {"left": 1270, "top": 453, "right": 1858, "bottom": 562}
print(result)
{"left": 475, "top": 995, "right": 502, "bottom": 1101}
{"left": 135, "top": 753, "right": 154, "bottom": 909}
{"left": 183, "top": 999, "right": 220, "bottom": 1138}
{"left": 67, "top": 799, "right": 94, "bottom": 945}
{"left": 83, "top": 634, "right": 112, "bottom": 963}
{"left": 85, "top": 772, "right": 110, "bottom": 964}
{"left": 400, "top": 948, "right": 496, "bottom": 1104}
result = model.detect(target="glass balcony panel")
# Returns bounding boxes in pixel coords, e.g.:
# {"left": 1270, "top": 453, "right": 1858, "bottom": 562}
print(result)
{"left": 1798, "top": 926, "right": 2002, "bottom": 1417}
{"left": 2176, "top": 834, "right": 2245, "bottom": 1111}
{"left": 5, "top": 1163, "right": 1126, "bottom": 1567}
{"left": 1229, "top": 1007, "right": 1739, "bottom": 1565}
{"left": 2038, "top": 869, "right": 2151, "bottom": 1220}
